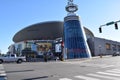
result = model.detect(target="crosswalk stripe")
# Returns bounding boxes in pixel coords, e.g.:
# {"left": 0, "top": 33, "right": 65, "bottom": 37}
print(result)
{"left": 112, "top": 69, "right": 120, "bottom": 71}
{"left": 97, "top": 72, "right": 120, "bottom": 76}
{"left": 59, "top": 78, "right": 72, "bottom": 80}
{"left": 87, "top": 73, "right": 120, "bottom": 80}
{"left": 0, "top": 73, "right": 7, "bottom": 76}
{"left": 59, "top": 69, "right": 120, "bottom": 80}
{"left": 0, "top": 64, "right": 7, "bottom": 79}
{"left": 74, "top": 75, "right": 100, "bottom": 80}
{"left": 101, "top": 65, "right": 114, "bottom": 68}
{"left": 106, "top": 70, "right": 120, "bottom": 74}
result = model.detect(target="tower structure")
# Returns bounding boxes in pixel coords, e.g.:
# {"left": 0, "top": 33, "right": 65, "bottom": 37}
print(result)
{"left": 64, "top": 0, "right": 91, "bottom": 59}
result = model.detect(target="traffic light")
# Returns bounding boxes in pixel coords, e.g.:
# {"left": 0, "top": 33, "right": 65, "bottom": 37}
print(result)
{"left": 115, "top": 23, "right": 118, "bottom": 29}
{"left": 99, "top": 27, "right": 102, "bottom": 33}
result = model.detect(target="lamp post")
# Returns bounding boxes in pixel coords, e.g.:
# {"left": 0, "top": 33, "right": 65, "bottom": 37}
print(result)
{"left": 0, "top": 50, "right": 1, "bottom": 56}
{"left": 99, "top": 45, "right": 102, "bottom": 58}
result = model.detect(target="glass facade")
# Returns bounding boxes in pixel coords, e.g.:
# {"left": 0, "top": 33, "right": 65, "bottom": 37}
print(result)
{"left": 64, "top": 16, "right": 90, "bottom": 59}
{"left": 12, "top": 40, "right": 54, "bottom": 56}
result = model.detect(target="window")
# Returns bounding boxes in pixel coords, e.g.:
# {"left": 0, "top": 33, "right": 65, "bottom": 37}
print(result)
{"left": 26, "top": 42, "right": 32, "bottom": 49}
{"left": 118, "top": 45, "right": 120, "bottom": 51}
{"left": 112, "top": 44, "right": 116, "bottom": 51}
{"left": 11, "top": 54, "right": 15, "bottom": 57}
{"left": 106, "top": 43, "right": 111, "bottom": 50}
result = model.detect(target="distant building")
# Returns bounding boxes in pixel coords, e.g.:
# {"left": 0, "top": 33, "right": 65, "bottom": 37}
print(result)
{"left": 87, "top": 37, "right": 120, "bottom": 56}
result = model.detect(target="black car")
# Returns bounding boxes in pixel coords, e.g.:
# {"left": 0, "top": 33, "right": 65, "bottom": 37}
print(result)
{"left": 112, "top": 52, "right": 120, "bottom": 56}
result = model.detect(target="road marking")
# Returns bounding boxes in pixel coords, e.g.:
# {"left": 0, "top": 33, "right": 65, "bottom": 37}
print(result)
{"left": 87, "top": 73, "right": 120, "bottom": 80}
{"left": 0, "top": 64, "right": 7, "bottom": 78}
{"left": 59, "top": 69, "right": 120, "bottom": 80}
{"left": 100, "top": 65, "right": 114, "bottom": 68}
{"left": 74, "top": 75, "right": 100, "bottom": 80}
{"left": 59, "top": 78, "right": 72, "bottom": 80}
{"left": 106, "top": 70, "right": 120, "bottom": 74}
{"left": 112, "top": 69, "right": 120, "bottom": 71}
{"left": 0, "top": 73, "right": 7, "bottom": 76}
{"left": 97, "top": 72, "right": 120, "bottom": 76}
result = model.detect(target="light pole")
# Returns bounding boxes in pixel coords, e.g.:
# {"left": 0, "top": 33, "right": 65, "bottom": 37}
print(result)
{"left": 0, "top": 50, "right": 1, "bottom": 55}
{"left": 99, "top": 45, "right": 102, "bottom": 58}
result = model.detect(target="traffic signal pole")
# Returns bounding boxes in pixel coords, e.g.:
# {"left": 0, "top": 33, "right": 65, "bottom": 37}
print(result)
{"left": 99, "top": 24, "right": 106, "bottom": 33}
{"left": 99, "top": 20, "right": 120, "bottom": 33}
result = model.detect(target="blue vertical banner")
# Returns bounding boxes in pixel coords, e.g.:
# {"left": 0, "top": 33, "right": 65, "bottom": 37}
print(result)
{"left": 64, "top": 16, "right": 91, "bottom": 59}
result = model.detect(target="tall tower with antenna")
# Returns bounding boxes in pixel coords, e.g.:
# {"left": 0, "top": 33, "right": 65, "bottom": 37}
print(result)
{"left": 64, "top": 0, "right": 91, "bottom": 59}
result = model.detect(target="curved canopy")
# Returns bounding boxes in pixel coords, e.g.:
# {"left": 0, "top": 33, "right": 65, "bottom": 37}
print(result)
{"left": 13, "top": 21, "right": 94, "bottom": 43}
{"left": 13, "top": 21, "right": 63, "bottom": 42}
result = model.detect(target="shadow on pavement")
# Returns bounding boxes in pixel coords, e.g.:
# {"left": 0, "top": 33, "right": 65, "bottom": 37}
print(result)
{"left": 6, "top": 69, "right": 34, "bottom": 73}
{"left": 22, "top": 76, "right": 49, "bottom": 80}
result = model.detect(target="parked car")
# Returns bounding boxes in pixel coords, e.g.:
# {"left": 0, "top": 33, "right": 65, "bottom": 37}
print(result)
{"left": 112, "top": 52, "right": 120, "bottom": 56}
{"left": 0, "top": 54, "right": 26, "bottom": 64}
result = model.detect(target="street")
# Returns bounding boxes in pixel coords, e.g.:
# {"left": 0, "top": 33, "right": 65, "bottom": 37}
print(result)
{"left": 1, "top": 56, "right": 120, "bottom": 80}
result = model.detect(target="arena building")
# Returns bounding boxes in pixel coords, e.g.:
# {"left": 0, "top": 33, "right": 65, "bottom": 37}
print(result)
{"left": 8, "top": 21, "right": 94, "bottom": 60}
{"left": 8, "top": 21, "right": 120, "bottom": 60}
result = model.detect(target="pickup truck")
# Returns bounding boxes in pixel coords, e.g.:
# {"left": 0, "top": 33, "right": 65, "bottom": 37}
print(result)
{"left": 0, "top": 54, "right": 26, "bottom": 64}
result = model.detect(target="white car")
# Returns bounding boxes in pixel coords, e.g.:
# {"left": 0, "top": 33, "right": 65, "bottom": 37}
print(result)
{"left": 0, "top": 54, "right": 26, "bottom": 64}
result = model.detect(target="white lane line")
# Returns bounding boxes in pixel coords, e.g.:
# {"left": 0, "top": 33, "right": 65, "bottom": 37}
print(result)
{"left": 87, "top": 73, "right": 120, "bottom": 80}
{"left": 0, "top": 64, "right": 7, "bottom": 77}
{"left": 74, "top": 75, "right": 100, "bottom": 80}
{"left": 59, "top": 78, "right": 72, "bottom": 80}
{"left": 97, "top": 72, "right": 120, "bottom": 76}
{"left": 101, "top": 65, "right": 114, "bottom": 68}
{"left": 0, "top": 73, "right": 7, "bottom": 76}
{"left": 112, "top": 69, "right": 120, "bottom": 71}
{"left": 106, "top": 70, "right": 120, "bottom": 74}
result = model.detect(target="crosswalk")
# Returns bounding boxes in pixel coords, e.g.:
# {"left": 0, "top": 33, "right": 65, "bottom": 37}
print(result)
{"left": 59, "top": 68, "right": 120, "bottom": 80}
{"left": 0, "top": 64, "right": 7, "bottom": 80}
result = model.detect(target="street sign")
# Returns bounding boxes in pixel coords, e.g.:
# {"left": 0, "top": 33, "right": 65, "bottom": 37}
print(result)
{"left": 116, "top": 20, "right": 120, "bottom": 23}
{"left": 106, "top": 21, "right": 114, "bottom": 26}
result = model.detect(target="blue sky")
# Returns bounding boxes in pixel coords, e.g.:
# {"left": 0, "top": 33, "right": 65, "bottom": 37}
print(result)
{"left": 0, "top": 0, "right": 120, "bottom": 54}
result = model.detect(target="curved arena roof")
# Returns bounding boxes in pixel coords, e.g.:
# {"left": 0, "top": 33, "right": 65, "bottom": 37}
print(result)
{"left": 13, "top": 21, "right": 94, "bottom": 43}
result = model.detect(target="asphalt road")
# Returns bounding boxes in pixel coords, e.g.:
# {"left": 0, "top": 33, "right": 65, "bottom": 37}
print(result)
{"left": 2, "top": 56, "right": 120, "bottom": 80}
